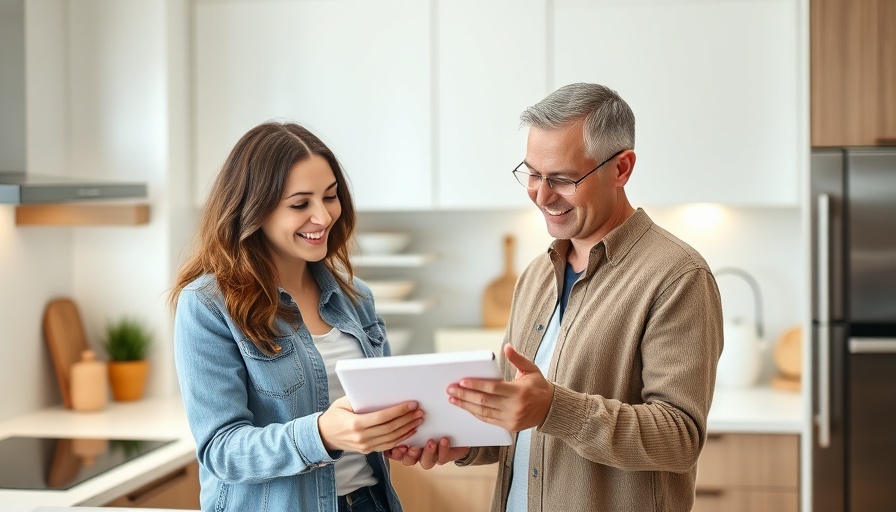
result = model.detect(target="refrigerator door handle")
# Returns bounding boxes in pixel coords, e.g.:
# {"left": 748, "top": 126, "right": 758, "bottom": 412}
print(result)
{"left": 850, "top": 338, "right": 896, "bottom": 353}
{"left": 816, "top": 193, "right": 832, "bottom": 448}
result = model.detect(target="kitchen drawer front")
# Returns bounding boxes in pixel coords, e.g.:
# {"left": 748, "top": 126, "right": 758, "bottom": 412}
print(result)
{"left": 390, "top": 460, "right": 497, "bottom": 512}
{"left": 697, "top": 433, "right": 799, "bottom": 489}
{"left": 103, "top": 460, "right": 200, "bottom": 508}
{"left": 693, "top": 489, "right": 799, "bottom": 512}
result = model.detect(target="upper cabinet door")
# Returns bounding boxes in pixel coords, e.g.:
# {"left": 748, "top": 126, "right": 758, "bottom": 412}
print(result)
{"left": 553, "top": 0, "right": 802, "bottom": 207}
{"left": 810, "top": 0, "right": 896, "bottom": 147}
{"left": 436, "top": 0, "right": 547, "bottom": 210}
{"left": 193, "top": 0, "right": 433, "bottom": 210}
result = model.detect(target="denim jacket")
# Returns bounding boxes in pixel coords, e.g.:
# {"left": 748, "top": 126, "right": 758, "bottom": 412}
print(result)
{"left": 173, "top": 262, "right": 403, "bottom": 512}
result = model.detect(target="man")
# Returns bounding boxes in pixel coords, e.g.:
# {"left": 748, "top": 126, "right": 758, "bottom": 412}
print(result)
{"left": 388, "top": 83, "right": 723, "bottom": 512}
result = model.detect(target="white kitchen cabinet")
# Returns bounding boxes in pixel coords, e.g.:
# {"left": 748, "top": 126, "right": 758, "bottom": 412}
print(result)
{"left": 193, "top": 0, "right": 433, "bottom": 210}
{"left": 193, "top": 0, "right": 802, "bottom": 210}
{"left": 552, "top": 0, "right": 802, "bottom": 207}
{"left": 436, "top": 0, "right": 547, "bottom": 209}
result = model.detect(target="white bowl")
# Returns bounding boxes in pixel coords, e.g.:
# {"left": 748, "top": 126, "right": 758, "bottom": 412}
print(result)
{"left": 366, "top": 279, "right": 415, "bottom": 301}
{"left": 356, "top": 232, "right": 411, "bottom": 255}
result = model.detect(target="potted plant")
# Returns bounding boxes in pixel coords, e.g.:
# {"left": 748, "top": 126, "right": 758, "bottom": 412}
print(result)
{"left": 102, "top": 316, "right": 153, "bottom": 401}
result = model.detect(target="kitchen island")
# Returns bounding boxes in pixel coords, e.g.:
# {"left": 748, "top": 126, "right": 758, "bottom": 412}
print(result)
{"left": 0, "top": 387, "right": 803, "bottom": 512}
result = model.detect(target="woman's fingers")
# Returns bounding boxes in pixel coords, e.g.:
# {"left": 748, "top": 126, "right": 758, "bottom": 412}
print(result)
{"left": 364, "top": 414, "right": 424, "bottom": 453}
{"left": 346, "top": 402, "right": 424, "bottom": 453}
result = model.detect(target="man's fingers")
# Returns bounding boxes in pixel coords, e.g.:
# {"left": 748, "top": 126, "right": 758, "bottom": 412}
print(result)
{"left": 447, "top": 384, "right": 503, "bottom": 414}
{"left": 504, "top": 343, "right": 540, "bottom": 375}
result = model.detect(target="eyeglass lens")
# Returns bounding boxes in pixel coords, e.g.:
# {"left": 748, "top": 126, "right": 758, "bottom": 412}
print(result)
{"left": 513, "top": 171, "right": 576, "bottom": 195}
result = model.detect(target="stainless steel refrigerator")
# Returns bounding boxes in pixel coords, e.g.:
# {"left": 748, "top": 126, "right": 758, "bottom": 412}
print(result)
{"left": 811, "top": 148, "right": 896, "bottom": 512}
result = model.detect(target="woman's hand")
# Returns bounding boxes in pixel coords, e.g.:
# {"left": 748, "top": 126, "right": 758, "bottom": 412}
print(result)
{"left": 318, "top": 397, "right": 424, "bottom": 454}
{"left": 385, "top": 438, "right": 470, "bottom": 469}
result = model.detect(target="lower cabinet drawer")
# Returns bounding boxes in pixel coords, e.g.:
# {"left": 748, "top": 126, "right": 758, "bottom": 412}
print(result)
{"left": 103, "top": 460, "right": 200, "bottom": 508}
{"left": 390, "top": 460, "right": 497, "bottom": 512}
{"left": 693, "top": 489, "right": 799, "bottom": 512}
{"left": 697, "top": 433, "right": 799, "bottom": 488}
{"left": 695, "top": 433, "right": 800, "bottom": 512}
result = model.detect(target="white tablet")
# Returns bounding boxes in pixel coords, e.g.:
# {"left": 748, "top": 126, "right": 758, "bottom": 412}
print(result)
{"left": 335, "top": 350, "right": 513, "bottom": 448}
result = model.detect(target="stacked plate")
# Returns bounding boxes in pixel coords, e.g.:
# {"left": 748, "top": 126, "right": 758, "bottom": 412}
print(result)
{"left": 366, "top": 280, "right": 415, "bottom": 302}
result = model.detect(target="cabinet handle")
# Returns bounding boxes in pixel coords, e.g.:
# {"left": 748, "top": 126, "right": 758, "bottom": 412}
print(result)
{"left": 120, "top": 466, "right": 190, "bottom": 504}
{"left": 695, "top": 487, "right": 725, "bottom": 497}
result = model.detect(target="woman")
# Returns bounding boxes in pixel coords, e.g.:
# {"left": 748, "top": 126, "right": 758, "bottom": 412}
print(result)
{"left": 170, "top": 121, "right": 420, "bottom": 512}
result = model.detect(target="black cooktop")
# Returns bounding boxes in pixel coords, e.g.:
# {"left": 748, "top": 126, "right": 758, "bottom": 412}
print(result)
{"left": 0, "top": 436, "right": 175, "bottom": 490}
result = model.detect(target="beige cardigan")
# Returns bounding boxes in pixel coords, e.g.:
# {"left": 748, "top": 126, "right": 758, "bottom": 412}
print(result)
{"left": 460, "top": 209, "right": 724, "bottom": 512}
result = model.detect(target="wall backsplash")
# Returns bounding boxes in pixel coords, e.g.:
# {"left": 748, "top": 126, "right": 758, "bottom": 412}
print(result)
{"left": 0, "top": 206, "right": 73, "bottom": 421}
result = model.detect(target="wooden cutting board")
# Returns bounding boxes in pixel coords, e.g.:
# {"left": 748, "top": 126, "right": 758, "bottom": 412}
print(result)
{"left": 43, "top": 297, "right": 90, "bottom": 409}
{"left": 482, "top": 234, "right": 517, "bottom": 329}
{"left": 771, "top": 325, "right": 802, "bottom": 392}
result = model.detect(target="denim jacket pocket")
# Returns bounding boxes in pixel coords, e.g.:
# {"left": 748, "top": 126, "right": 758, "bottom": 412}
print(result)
{"left": 363, "top": 322, "right": 387, "bottom": 356}
{"left": 237, "top": 337, "right": 305, "bottom": 398}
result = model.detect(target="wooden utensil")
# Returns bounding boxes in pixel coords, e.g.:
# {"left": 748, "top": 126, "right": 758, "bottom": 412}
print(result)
{"left": 43, "top": 298, "right": 90, "bottom": 409}
{"left": 482, "top": 234, "right": 518, "bottom": 329}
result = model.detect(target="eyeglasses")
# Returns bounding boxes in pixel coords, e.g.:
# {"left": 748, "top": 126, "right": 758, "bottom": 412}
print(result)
{"left": 512, "top": 149, "right": 625, "bottom": 196}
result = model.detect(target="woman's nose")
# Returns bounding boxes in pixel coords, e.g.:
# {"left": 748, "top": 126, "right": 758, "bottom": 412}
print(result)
{"left": 310, "top": 202, "right": 332, "bottom": 225}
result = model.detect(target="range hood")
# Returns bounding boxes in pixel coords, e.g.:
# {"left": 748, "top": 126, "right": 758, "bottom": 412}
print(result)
{"left": 0, "top": 0, "right": 148, "bottom": 206}
{"left": 0, "top": 172, "right": 147, "bottom": 204}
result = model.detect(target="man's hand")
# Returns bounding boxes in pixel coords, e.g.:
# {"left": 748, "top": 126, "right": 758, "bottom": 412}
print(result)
{"left": 447, "top": 343, "right": 554, "bottom": 432}
{"left": 318, "top": 397, "right": 424, "bottom": 454}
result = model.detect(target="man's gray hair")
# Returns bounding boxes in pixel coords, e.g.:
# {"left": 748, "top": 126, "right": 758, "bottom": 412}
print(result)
{"left": 520, "top": 83, "right": 635, "bottom": 162}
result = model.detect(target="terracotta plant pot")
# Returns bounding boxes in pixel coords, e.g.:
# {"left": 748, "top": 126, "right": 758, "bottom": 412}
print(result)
{"left": 108, "top": 360, "right": 149, "bottom": 401}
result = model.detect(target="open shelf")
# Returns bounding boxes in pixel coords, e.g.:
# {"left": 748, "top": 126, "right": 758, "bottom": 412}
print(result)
{"left": 352, "top": 253, "right": 437, "bottom": 268}
{"left": 375, "top": 299, "right": 437, "bottom": 315}
{"left": 15, "top": 202, "right": 150, "bottom": 226}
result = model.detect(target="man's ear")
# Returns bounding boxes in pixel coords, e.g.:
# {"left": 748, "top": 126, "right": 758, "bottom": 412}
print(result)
{"left": 615, "top": 150, "right": 636, "bottom": 186}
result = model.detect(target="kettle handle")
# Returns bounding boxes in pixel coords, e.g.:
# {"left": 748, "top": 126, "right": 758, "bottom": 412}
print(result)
{"left": 714, "top": 267, "right": 764, "bottom": 339}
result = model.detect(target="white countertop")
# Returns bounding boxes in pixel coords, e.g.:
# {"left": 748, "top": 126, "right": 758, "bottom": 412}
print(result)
{"left": 708, "top": 385, "right": 804, "bottom": 434}
{"left": 0, "top": 396, "right": 195, "bottom": 512}
{"left": 0, "top": 386, "right": 803, "bottom": 511}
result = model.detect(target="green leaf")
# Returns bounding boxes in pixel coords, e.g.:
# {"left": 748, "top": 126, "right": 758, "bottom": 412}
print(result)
{"left": 102, "top": 316, "right": 153, "bottom": 361}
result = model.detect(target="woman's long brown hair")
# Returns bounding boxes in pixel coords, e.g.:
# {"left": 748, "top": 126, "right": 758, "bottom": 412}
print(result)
{"left": 169, "top": 121, "right": 358, "bottom": 354}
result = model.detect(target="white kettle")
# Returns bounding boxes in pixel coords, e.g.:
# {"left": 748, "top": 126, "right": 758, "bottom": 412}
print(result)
{"left": 714, "top": 268, "right": 766, "bottom": 389}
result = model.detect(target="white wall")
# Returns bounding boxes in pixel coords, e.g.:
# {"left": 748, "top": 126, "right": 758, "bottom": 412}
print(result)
{"left": 0, "top": 208, "right": 72, "bottom": 420}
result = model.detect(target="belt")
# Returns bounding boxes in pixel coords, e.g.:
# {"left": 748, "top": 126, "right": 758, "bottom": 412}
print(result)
{"left": 343, "top": 485, "right": 375, "bottom": 506}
